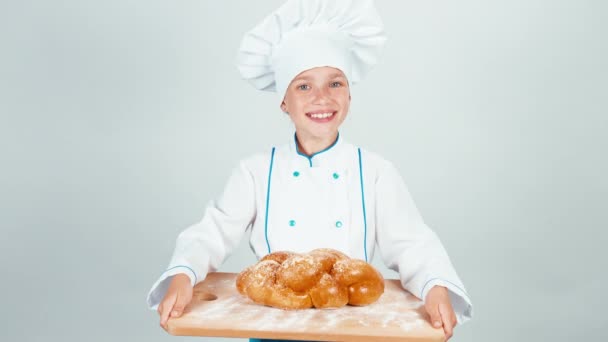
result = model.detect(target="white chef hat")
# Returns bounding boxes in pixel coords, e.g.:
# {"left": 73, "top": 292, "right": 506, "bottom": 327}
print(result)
{"left": 236, "top": 0, "right": 387, "bottom": 101}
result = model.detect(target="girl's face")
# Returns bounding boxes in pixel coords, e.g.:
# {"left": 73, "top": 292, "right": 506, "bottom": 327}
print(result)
{"left": 280, "top": 66, "right": 351, "bottom": 142}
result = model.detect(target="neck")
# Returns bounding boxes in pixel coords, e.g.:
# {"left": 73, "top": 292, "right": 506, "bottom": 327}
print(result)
{"left": 295, "top": 131, "right": 339, "bottom": 156}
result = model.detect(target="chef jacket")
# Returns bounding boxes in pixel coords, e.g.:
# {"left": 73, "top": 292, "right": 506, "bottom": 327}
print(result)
{"left": 147, "top": 133, "right": 473, "bottom": 323}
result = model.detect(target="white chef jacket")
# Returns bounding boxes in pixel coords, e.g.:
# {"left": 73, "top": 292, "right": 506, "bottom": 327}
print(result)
{"left": 147, "top": 133, "right": 473, "bottom": 324}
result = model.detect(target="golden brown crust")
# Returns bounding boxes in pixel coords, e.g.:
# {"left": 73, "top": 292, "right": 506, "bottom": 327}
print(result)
{"left": 236, "top": 249, "right": 384, "bottom": 309}
{"left": 260, "top": 251, "right": 297, "bottom": 264}
{"left": 309, "top": 273, "right": 349, "bottom": 308}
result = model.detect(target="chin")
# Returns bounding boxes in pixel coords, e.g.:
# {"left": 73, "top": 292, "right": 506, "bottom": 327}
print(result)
{"left": 311, "top": 128, "right": 339, "bottom": 139}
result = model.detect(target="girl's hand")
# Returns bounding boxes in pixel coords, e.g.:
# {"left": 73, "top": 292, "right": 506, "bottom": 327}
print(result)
{"left": 424, "top": 285, "right": 457, "bottom": 341}
{"left": 157, "top": 273, "right": 193, "bottom": 331}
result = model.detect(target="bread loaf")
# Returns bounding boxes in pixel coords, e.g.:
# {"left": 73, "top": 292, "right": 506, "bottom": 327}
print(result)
{"left": 236, "top": 248, "right": 384, "bottom": 309}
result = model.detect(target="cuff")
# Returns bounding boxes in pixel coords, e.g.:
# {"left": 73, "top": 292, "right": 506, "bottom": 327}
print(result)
{"left": 146, "top": 265, "right": 197, "bottom": 310}
{"left": 421, "top": 278, "right": 473, "bottom": 325}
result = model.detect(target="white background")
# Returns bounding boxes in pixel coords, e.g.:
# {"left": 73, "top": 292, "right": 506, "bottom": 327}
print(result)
{"left": 1, "top": 1, "right": 606, "bottom": 341}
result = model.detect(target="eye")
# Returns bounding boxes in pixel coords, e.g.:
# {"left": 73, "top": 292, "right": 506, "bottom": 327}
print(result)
{"left": 297, "top": 84, "right": 310, "bottom": 90}
{"left": 330, "top": 81, "right": 343, "bottom": 88}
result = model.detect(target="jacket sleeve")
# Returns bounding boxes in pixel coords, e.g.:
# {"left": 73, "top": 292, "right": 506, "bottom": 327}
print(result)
{"left": 146, "top": 161, "right": 256, "bottom": 309}
{"left": 375, "top": 161, "right": 473, "bottom": 324}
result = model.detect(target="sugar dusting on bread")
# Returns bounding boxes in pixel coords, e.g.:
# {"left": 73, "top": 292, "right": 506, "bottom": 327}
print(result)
{"left": 236, "top": 249, "right": 385, "bottom": 309}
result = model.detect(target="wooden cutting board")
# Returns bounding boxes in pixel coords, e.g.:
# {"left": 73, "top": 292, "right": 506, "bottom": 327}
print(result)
{"left": 167, "top": 272, "right": 444, "bottom": 341}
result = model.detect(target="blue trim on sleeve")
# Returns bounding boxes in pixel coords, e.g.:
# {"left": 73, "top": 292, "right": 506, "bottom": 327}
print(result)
{"left": 294, "top": 132, "right": 340, "bottom": 167}
{"left": 163, "top": 265, "right": 197, "bottom": 284}
{"left": 264, "top": 147, "right": 276, "bottom": 254}
{"left": 421, "top": 277, "right": 471, "bottom": 301}
{"left": 358, "top": 148, "right": 368, "bottom": 262}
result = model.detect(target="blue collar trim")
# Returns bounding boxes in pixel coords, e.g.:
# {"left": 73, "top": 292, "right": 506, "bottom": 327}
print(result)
{"left": 294, "top": 132, "right": 340, "bottom": 167}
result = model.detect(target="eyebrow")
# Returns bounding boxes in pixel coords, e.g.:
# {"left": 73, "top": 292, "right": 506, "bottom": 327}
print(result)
{"left": 292, "top": 73, "right": 347, "bottom": 82}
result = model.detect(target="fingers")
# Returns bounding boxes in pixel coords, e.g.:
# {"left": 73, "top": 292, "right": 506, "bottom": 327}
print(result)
{"left": 439, "top": 303, "right": 457, "bottom": 341}
{"left": 157, "top": 275, "right": 194, "bottom": 332}
{"left": 424, "top": 286, "right": 458, "bottom": 341}
{"left": 426, "top": 302, "right": 443, "bottom": 329}
{"left": 171, "top": 290, "right": 191, "bottom": 318}
{"left": 158, "top": 293, "right": 177, "bottom": 331}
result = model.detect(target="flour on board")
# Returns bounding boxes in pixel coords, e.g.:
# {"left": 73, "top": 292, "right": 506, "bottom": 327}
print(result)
{"left": 187, "top": 282, "right": 427, "bottom": 332}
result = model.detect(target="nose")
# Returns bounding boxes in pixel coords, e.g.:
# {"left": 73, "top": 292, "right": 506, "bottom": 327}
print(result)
{"left": 311, "top": 87, "right": 331, "bottom": 105}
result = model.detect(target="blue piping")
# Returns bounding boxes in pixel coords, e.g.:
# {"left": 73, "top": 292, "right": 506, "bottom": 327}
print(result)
{"left": 358, "top": 148, "right": 368, "bottom": 262}
{"left": 264, "top": 147, "right": 276, "bottom": 254}
{"left": 163, "top": 265, "right": 197, "bottom": 284}
{"left": 421, "top": 277, "right": 471, "bottom": 301}
{"left": 294, "top": 132, "right": 340, "bottom": 167}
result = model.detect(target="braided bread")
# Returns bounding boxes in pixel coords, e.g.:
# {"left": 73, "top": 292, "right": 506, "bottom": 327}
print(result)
{"left": 236, "top": 248, "right": 385, "bottom": 309}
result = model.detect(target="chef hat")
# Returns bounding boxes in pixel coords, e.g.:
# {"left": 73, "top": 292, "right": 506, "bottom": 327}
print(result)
{"left": 236, "top": 0, "right": 387, "bottom": 101}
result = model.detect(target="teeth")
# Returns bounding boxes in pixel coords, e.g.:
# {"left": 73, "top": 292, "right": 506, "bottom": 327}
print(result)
{"left": 309, "top": 112, "right": 334, "bottom": 119}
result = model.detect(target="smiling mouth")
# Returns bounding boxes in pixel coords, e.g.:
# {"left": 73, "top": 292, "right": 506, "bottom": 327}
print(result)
{"left": 306, "top": 111, "right": 336, "bottom": 121}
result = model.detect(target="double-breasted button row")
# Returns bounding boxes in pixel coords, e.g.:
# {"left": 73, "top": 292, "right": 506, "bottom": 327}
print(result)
{"left": 292, "top": 171, "right": 340, "bottom": 179}
{"left": 289, "top": 170, "right": 343, "bottom": 229}
{"left": 287, "top": 220, "right": 343, "bottom": 228}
